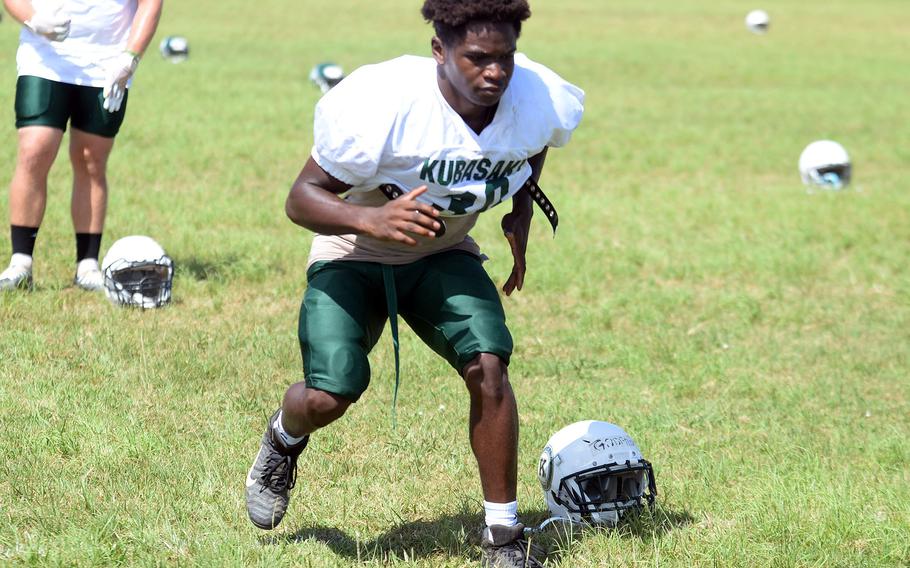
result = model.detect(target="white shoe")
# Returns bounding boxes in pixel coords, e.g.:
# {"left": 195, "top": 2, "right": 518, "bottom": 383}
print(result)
{"left": 0, "top": 254, "right": 34, "bottom": 291}
{"left": 74, "top": 258, "right": 104, "bottom": 291}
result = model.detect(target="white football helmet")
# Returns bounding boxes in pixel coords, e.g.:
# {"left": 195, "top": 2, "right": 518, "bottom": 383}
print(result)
{"left": 309, "top": 62, "right": 345, "bottom": 94}
{"left": 538, "top": 421, "right": 656, "bottom": 525}
{"left": 745, "top": 10, "right": 770, "bottom": 34}
{"left": 101, "top": 236, "right": 174, "bottom": 309}
{"left": 159, "top": 36, "right": 189, "bottom": 63}
{"left": 799, "top": 140, "right": 852, "bottom": 190}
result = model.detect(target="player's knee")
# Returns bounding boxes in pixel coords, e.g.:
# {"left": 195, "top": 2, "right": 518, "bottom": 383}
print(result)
{"left": 463, "top": 353, "right": 509, "bottom": 401}
{"left": 71, "top": 145, "right": 109, "bottom": 180}
{"left": 17, "top": 142, "right": 57, "bottom": 178}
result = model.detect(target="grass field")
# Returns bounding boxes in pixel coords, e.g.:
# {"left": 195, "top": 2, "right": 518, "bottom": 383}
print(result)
{"left": 1, "top": 0, "right": 909, "bottom": 566}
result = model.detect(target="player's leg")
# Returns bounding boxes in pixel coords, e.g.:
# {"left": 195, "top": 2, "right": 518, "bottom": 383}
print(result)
{"left": 68, "top": 86, "right": 127, "bottom": 290}
{"left": 9, "top": 127, "right": 63, "bottom": 230}
{"left": 2, "top": 77, "right": 67, "bottom": 291}
{"left": 461, "top": 355, "right": 544, "bottom": 567}
{"left": 2, "top": 127, "right": 64, "bottom": 290}
{"left": 462, "top": 353, "right": 519, "bottom": 504}
{"left": 399, "top": 251, "right": 518, "bottom": 501}
{"left": 280, "top": 386, "right": 351, "bottom": 434}
{"left": 68, "top": 129, "right": 114, "bottom": 290}
{"left": 246, "top": 260, "right": 387, "bottom": 530}
{"left": 400, "top": 251, "right": 541, "bottom": 567}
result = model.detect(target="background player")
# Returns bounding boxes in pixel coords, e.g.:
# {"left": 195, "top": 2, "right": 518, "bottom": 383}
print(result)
{"left": 0, "top": 0, "right": 162, "bottom": 291}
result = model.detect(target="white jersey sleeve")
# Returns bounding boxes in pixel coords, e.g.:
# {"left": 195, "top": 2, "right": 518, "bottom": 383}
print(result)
{"left": 511, "top": 54, "right": 585, "bottom": 150}
{"left": 311, "top": 62, "right": 404, "bottom": 186}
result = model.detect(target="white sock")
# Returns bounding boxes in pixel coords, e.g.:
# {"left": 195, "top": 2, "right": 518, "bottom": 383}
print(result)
{"left": 9, "top": 253, "right": 33, "bottom": 270}
{"left": 484, "top": 500, "right": 518, "bottom": 528}
{"left": 76, "top": 258, "right": 100, "bottom": 277}
{"left": 272, "top": 410, "right": 307, "bottom": 447}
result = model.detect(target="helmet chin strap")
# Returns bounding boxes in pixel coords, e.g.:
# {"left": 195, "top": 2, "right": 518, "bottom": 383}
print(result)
{"left": 523, "top": 516, "right": 583, "bottom": 536}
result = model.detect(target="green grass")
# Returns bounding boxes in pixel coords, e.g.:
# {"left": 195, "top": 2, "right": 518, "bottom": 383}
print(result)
{"left": 1, "top": 0, "right": 909, "bottom": 565}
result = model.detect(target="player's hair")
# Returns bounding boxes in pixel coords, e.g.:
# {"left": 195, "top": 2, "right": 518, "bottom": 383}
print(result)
{"left": 421, "top": 0, "right": 531, "bottom": 46}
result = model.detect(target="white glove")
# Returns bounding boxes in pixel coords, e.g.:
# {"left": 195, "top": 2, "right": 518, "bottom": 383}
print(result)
{"left": 102, "top": 51, "right": 140, "bottom": 113}
{"left": 25, "top": 4, "right": 71, "bottom": 42}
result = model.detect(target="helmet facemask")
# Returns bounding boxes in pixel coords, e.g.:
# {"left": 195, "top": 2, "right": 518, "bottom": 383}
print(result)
{"left": 809, "top": 163, "right": 852, "bottom": 190}
{"left": 104, "top": 256, "right": 174, "bottom": 309}
{"left": 553, "top": 460, "right": 656, "bottom": 523}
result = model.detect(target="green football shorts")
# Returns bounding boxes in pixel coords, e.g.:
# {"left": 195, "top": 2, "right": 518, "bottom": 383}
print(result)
{"left": 14, "top": 75, "right": 128, "bottom": 138}
{"left": 299, "top": 250, "right": 513, "bottom": 402}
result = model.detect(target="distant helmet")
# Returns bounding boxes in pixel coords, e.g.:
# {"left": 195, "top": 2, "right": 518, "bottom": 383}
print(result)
{"left": 799, "top": 140, "right": 852, "bottom": 190}
{"left": 160, "top": 36, "right": 189, "bottom": 63}
{"left": 745, "top": 10, "right": 770, "bottom": 34}
{"left": 309, "top": 62, "right": 345, "bottom": 94}
{"left": 101, "top": 236, "right": 174, "bottom": 309}
{"left": 538, "top": 421, "right": 656, "bottom": 525}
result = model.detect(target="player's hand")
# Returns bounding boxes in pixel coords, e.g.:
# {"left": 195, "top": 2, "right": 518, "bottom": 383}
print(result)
{"left": 501, "top": 207, "right": 532, "bottom": 296}
{"left": 25, "top": 5, "right": 71, "bottom": 42}
{"left": 102, "top": 52, "right": 140, "bottom": 113}
{"left": 362, "top": 186, "right": 441, "bottom": 246}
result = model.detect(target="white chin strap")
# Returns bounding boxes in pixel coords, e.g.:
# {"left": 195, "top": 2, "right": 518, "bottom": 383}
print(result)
{"left": 523, "top": 516, "right": 583, "bottom": 536}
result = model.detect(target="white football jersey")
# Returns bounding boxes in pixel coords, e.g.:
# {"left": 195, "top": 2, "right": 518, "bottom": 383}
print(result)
{"left": 17, "top": 0, "right": 138, "bottom": 87}
{"left": 308, "top": 53, "right": 585, "bottom": 266}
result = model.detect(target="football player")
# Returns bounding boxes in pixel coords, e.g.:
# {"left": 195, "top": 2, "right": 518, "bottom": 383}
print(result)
{"left": 244, "top": 1, "right": 584, "bottom": 566}
{"left": 0, "top": 0, "right": 163, "bottom": 291}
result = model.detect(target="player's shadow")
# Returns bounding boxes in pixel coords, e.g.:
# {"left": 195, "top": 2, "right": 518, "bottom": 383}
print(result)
{"left": 523, "top": 505, "right": 696, "bottom": 549}
{"left": 175, "top": 255, "right": 237, "bottom": 281}
{"left": 264, "top": 505, "right": 694, "bottom": 563}
{"left": 269, "top": 511, "right": 488, "bottom": 563}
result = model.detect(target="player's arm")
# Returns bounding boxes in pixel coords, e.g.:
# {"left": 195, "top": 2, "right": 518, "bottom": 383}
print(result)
{"left": 285, "top": 157, "right": 442, "bottom": 246}
{"left": 514, "top": 148, "right": 547, "bottom": 220}
{"left": 4, "top": 0, "right": 70, "bottom": 41}
{"left": 124, "top": 0, "right": 163, "bottom": 57}
{"left": 501, "top": 147, "right": 548, "bottom": 295}
{"left": 3, "top": 0, "right": 35, "bottom": 24}
{"left": 101, "top": 0, "right": 162, "bottom": 112}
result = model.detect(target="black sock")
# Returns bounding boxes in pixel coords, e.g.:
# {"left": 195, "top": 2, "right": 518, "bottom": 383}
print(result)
{"left": 11, "top": 225, "right": 39, "bottom": 256}
{"left": 75, "top": 233, "right": 103, "bottom": 262}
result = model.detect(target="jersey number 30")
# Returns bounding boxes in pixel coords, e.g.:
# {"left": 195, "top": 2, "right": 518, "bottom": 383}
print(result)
{"left": 446, "top": 178, "right": 509, "bottom": 215}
